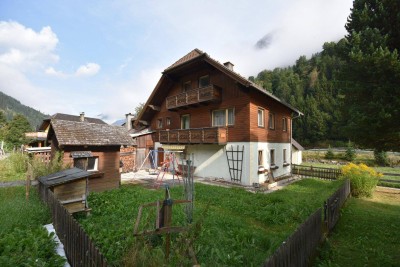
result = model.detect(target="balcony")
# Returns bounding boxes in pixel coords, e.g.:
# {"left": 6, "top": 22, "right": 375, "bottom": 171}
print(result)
{"left": 158, "top": 127, "right": 227, "bottom": 145}
{"left": 166, "top": 85, "right": 221, "bottom": 110}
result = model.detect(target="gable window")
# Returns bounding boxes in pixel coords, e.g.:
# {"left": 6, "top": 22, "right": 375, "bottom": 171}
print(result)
{"left": 282, "top": 117, "right": 287, "bottom": 131}
{"left": 212, "top": 108, "right": 235, "bottom": 127}
{"left": 157, "top": 118, "right": 163, "bottom": 129}
{"left": 199, "top": 75, "right": 210, "bottom": 88}
{"left": 166, "top": 117, "right": 171, "bottom": 126}
{"left": 269, "top": 113, "right": 275, "bottom": 129}
{"left": 258, "top": 108, "right": 264, "bottom": 127}
{"left": 74, "top": 157, "right": 98, "bottom": 171}
{"left": 270, "top": 149, "right": 275, "bottom": 165}
{"left": 183, "top": 81, "right": 191, "bottom": 92}
{"left": 181, "top": 114, "right": 190, "bottom": 129}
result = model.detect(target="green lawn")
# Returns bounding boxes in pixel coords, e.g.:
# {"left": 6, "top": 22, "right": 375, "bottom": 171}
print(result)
{"left": 0, "top": 186, "right": 65, "bottom": 266}
{"left": 0, "top": 153, "right": 28, "bottom": 182}
{"left": 77, "top": 179, "right": 343, "bottom": 266}
{"left": 315, "top": 188, "right": 400, "bottom": 266}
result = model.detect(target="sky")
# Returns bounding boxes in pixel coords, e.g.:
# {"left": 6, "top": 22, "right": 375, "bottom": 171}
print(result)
{"left": 0, "top": 0, "right": 353, "bottom": 124}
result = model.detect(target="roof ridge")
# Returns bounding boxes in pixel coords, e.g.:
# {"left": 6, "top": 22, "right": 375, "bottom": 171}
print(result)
{"left": 164, "top": 48, "right": 205, "bottom": 71}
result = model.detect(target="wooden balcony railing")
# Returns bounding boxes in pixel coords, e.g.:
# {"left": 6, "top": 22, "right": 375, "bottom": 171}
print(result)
{"left": 158, "top": 127, "right": 227, "bottom": 145}
{"left": 166, "top": 85, "right": 221, "bottom": 110}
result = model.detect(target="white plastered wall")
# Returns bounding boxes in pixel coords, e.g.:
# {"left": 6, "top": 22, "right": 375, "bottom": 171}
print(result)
{"left": 291, "top": 149, "right": 303, "bottom": 165}
{"left": 156, "top": 142, "right": 291, "bottom": 186}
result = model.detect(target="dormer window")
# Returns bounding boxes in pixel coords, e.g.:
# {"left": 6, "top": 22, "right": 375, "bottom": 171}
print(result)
{"left": 199, "top": 75, "right": 210, "bottom": 88}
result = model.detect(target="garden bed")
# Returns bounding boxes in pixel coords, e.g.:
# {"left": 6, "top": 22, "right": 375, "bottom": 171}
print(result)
{"left": 77, "top": 179, "right": 343, "bottom": 266}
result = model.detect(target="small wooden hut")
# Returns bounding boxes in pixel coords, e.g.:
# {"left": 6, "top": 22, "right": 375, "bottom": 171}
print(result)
{"left": 39, "top": 167, "right": 90, "bottom": 213}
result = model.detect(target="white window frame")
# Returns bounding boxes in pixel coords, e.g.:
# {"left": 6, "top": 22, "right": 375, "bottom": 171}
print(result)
{"left": 181, "top": 114, "right": 190, "bottom": 129}
{"left": 258, "top": 150, "right": 264, "bottom": 167}
{"left": 282, "top": 117, "right": 287, "bottom": 131}
{"left": 212, "top": 108, "right": 235, "bottom": 127}
{"left": 269, "top": 113, "right": 275, "bottom": 130}
{"left": 87, "top": 157, "right": 99, "bottom": 171}
{"left": 270, "top": 149, "right": 275, "bottom": 166}
{"left": 258, "top": 108, "right": 264, "bottom": 127}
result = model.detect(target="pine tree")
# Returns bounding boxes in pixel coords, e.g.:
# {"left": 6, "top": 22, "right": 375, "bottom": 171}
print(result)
{"left": 341, "top": 0, "right": 400, "bottom": 151}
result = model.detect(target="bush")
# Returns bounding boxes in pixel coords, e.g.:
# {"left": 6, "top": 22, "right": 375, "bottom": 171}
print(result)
{"left": 325, "top": 146, "right": 334, "bottom": 160}
{"left": 31, "top": 151, "right": 67, "bottom": 179}
{"left": 345, "top": 142, "right": 356, "bottom": 162}
{"left": 374, "top": 150, "right": 389, "bottom": 166}
{"left": 340, "top": 163, "right": 381, "bottom": 197}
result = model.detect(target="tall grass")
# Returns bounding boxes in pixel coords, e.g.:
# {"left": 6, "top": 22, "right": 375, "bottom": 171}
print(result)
{"left": 0, "top": 187, "right": 65, "bottom": 266}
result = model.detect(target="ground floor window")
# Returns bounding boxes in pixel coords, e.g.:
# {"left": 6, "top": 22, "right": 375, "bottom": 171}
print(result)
{"left": 270, "top": 149, "right": 275, "bottom": 165}
{"left": 258, "top": 150, "right": 264, "bottom": 167}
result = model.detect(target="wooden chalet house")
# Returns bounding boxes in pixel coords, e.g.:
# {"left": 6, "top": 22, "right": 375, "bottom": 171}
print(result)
{"left": 136, "top": 49, "right": 302, "bottom": 185}
{"left": 42, "top": 113, "right": 134, "bottom": 192}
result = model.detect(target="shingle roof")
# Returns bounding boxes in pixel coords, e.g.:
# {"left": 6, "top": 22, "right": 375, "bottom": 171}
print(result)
{"left": 51, "top": 119, "right": 135, "bottom": 146}
{"left": 38, "top": 167, "right": 89, "bottom": 187}
{"left": 49, "top": 113, "right": 107, "bottom": 124}
{"left": 165, "top": 49, "right": 204, "bottom": 71}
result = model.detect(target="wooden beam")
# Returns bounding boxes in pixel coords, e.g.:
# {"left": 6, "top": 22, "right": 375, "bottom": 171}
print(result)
{"left": 139, "top": 120, "right": 149, "bottom": 126}
{"left": 148, "top": 105, "right": 161, "bottom": 111}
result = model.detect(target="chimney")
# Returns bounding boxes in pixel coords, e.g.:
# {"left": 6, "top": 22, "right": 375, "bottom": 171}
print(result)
{"left": 223, "top": 61, "right": 234, "bottom": 71}
{"left": 80, "top": 112, "right": 85, "bottom": 122}
{"left": 125, "top": 113, "right": 135, "bottom": 130}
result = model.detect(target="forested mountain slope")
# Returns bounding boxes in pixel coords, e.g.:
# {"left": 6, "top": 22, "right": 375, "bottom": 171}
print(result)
{"left": 0, "top": 91, "right": 47, "bottom": 129}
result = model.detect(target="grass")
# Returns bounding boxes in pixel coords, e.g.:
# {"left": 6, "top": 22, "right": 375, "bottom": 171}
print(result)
{"left": 0, "top": 186, "right": 65, "bottom": 266}
{"left": 315, "top": 188, "right": 400, "bottom": 266}
{"left": 0, "top": 153, "right": 28, "bottom": 182}
{"left": 77, "top": 179, "right": 343, "bottom": 266}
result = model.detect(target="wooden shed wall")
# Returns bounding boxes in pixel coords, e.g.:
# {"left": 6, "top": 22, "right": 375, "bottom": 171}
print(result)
{"left": 53, "top": 179, "right": 86, "bottom": 213}
{"left": 61, "top": 146, "right": 120, "bottom": 192}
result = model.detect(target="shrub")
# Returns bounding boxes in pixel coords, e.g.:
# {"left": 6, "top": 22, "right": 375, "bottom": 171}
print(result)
{"left": 374, "top": 150, "right": 389, "bottom": 166}
{"left": 340, "top": 163, "right": 381, "bottom": 197}
{"left": 344, "top": 142, "right": 356, "bottom": 162}
{"left": 325, "top": 146, "right": 334, "bottom": 160}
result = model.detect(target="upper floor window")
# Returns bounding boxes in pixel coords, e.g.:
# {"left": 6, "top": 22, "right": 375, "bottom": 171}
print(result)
{"left": 212, "top": 108, "right": 234, "bottom": 127}
{"left": 282, "top": 117, "right": 287, "bottom": 131}
{"left": 258, "top": 108, "right": 264, "bottom": 127}
{"left": 157, "top": 118, "right": 163, "bottom": 129}
{"left": 166, "top": 117, "right": 171, "bottom": 126}
{"left": 183, "top": 81, "right": 191, "bottom": 92}
{"left": 181, "top": 114, "right": 190, "bottom": 129}
{"left": 199, "top": 75, "right": 210, "bottom": 88}
{"left": 269, "top": 113, "right": 275, "bottom": 129}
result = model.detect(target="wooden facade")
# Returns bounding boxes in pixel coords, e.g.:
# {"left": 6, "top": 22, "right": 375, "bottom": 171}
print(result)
{"left": 143, "top": 57, "right": 295, "bottom": 145}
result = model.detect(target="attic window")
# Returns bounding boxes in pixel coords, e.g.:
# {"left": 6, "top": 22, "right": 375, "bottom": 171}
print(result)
{"left": 199, "top": 75, "right": 210, "bottom": 88}
{"left": 74, "top": 156, "right": 98, "bottom": 171}
{"left": 269, "top": 113, "right": 275, "bottom": 130}
{"left": 157, "top": 118, "right": 163, "bottom": 129}
{"left": 183, "top": 81, "right": 191, "bottom": 92}
{"left": 282, "top": 117, "right": 287, "bottom": 131}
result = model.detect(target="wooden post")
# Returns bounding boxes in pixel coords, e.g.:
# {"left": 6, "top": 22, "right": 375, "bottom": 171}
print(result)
{"left": 25, "top": 163, "right": 32, "bottom": 201}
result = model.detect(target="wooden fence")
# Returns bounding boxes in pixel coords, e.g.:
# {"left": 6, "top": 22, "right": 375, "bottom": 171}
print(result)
{"left": 263, "top": 208, "right": 323, "bottom": 267}
{"left": 39, "top": 184, "right": 108, "bottom": 267}
{"left": 324, "top": 179, "right": 351, "bottom": 232}
{"left": 292, "top": 164, "right": 341, "bottom": 180}
{"left": 264, "top": 180, "right": 351, "bottom": 266}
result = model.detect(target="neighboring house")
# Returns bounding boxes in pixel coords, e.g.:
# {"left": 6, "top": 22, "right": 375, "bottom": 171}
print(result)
{"left": 291, "top": 139, "right": 304, "bottom": 165}
{"left": 25, "top": 131, "right": 48, "bottom": 147}
{"left": 135, "top": 49, "right": 303, "bottom": 185}
{"left": 45, "top": 113, "right": 134, "bottom": 192}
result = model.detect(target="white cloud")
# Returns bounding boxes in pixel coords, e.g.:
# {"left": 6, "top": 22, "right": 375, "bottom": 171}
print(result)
{"left": 0, "top": 21, "right": 59, "bottom": 71}
{"left": 45, "top": 67, "right": 67, "bottom": 78}
{"left": 75, "top": 63, "right": 101, "bottom": 77}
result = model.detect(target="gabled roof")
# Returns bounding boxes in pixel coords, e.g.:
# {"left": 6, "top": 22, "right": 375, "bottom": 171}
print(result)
{"left": 136, "top": 49, "right": 302, "bottom": 124}
{"left": 38, "top": 167, "right": 89, "bottom": 187}
{"left": 50, "top": 119, "right": 135, "bottom": 146}
{"left": 292, "top": 139, "right": 305, "bottom": 151}
{"left": 40, "top": 113, "right": 107, "bottom": 131}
